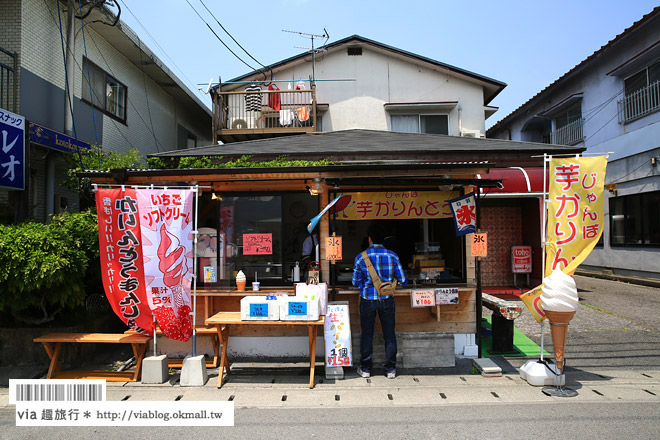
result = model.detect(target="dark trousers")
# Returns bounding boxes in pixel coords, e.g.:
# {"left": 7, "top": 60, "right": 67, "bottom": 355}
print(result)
{"left": 359, "top": 296, "right": 397, "bottom": 373}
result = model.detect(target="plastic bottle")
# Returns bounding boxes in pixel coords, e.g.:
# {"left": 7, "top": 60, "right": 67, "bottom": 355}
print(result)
{"left": 293, "top": 261, "right": 300, "bottom": 282}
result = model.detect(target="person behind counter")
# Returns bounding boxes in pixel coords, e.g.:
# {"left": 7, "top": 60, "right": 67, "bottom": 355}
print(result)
{"left": 301, "top": 233, "right": 319, "bottom": 281}
{"left": 352, "top": 224, "right": 407, "bottom": 379}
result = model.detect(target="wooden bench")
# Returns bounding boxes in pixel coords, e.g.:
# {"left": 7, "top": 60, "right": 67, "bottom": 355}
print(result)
{"left": 482, "top": 293, "right": 522, "bottom": 354}
{"left": 125, "top": 326, "right": 221, "bottom": 368}
{"left": 33, "top": 333, "right": 150, "bottom": 382}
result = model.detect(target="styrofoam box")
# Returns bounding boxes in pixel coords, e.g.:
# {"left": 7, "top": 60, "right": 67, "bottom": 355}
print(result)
{"left": 240, "top": 296, "right": 280, "bottom": 321}
{"left": 279, "top": 296, "right": 320, "bottom": 321}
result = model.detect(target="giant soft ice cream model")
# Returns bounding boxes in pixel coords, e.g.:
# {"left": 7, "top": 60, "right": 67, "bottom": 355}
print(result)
{"left": 540, "top": 269, "right": 579, "bottom": 370}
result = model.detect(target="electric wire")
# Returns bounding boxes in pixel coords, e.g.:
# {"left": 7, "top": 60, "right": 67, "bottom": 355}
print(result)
{"left": 183, "top": 0, "right": 265, "bottom": 80}
{"left": 116, "top": 0, "right": 206, "bottom": 103}
{"left": 77, "top": 0, "right": 102, "bottom": 167}
{"left": 136, "top": 36, "right": 162, "bottom": 152}
{"left": 56, "top": 0, "right": 85, "bottom": 172}
{"left": 196, "top": 0, "right": 272, "bottom": 81}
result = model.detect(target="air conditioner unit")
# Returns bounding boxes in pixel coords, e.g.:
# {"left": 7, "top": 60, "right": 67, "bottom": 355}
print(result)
{"left": 461, "top": 129, "right": 484, "bottom": 138}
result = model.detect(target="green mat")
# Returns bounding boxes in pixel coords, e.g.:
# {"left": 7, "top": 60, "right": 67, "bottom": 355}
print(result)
{"left": 480, "top": 316, "right": 550, "bottom": 358}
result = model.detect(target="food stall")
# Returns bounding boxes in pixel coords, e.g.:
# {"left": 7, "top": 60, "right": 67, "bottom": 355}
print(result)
{"left": 84, "top": 130, "right": 580, "bottom": 367}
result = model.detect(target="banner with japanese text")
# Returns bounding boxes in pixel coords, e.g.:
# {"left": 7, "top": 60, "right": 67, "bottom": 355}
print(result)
{"left": 521, "top": 155, "right": 607, "bottom": 323}
{"left": 449, "top": 192, "right": 477, "bottom": 236}
{"left": 0, "top": 108, "right": 25, "bottom": 190}
{"left": 95, "top": 188, "right": 154, "bottom": 335}
{"left": 333, "top": 191, "right": 459, "bottom": 220}
{"left": 137, "top": 189, "right": 194, "bottom": 342}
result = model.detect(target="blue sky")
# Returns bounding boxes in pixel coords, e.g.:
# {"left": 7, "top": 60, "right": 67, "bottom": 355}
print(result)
{"left": 117, "top": 0, "right": 659, "bottom": 129}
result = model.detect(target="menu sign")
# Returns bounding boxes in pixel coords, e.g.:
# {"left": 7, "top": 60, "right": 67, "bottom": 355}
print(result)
{"left": 471, "top": 232, "right": 488, "bottom": 257}
{"left": 324, "top": 302, "right": 352, "bottom": 367}
{"left": 243, "top": 233, "right": 272, "bottom": 255}
{"left": 410, "top": 289, "right": 436, "bottom": 307}
{"left": 326, "top": 236, "right": 342, "bottom": 261}
{"left": 435, "top": 287, "right": 459, "bottom": 305}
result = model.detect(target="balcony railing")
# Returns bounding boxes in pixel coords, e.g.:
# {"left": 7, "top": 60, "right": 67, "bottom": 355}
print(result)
{"left": 213, "top": 86, "right": 317, "bottom": 143}
{"left": 0, "top": 46, "right": 18, "bottom": 112}
{"left": 549, "top": 118, "right": 584, "bottom": 145}
{"left": 617, "top": 80, "right": 660, "bottom": 124}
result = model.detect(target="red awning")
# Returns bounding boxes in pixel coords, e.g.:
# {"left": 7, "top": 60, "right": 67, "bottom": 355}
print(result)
{"left": 476, "top": 167, "right": 547, "bottom": 195}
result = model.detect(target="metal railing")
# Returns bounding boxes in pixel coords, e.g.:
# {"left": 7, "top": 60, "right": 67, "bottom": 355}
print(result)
{"left": 617, "top": 80, "right": 660, "bottom": 124}
{"left": 550, "top": 117, "right": 584, "bottom": 145}
{"left": 0, "top": 46, "right": 18, "bottom": 112}
{"left": 214, "top": 87, "right": 316, "bottom": 136}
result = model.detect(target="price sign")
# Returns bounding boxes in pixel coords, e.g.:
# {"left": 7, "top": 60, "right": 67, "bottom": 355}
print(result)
{"left": 249, "top": 303, "right": 269, "bottom": 317}
{"left": 325, "top": 236, "right": 342, "bottom": 261}
{"left": 410, "top": 289, "right": 436, "bottom": 307}
{"left": 324, "top": 302, "right": 352, "bottom": 367}
{"left": 288, "top": 302, "right": 308, "bottom": 316}
{"left": 435, "top": 287, "right": 459, "bottom": 304}
{"left": 471, "top": 232, "right": 488, "bottom": 257}
{"left": 243, "top": 233, "right": 272, "bottom": 255}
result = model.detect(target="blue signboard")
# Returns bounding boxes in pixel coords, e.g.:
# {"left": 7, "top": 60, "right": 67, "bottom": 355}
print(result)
{"left": 288, "top": 302, "right": 308, "bottom": 316}
{"left": 249, "top": 303, "right": 269, "bottom": 318}
{"left": 0, "top": 108, "right": 25, "bottom": 191}
{"left": 29, "top": 122, "right": 91, "bottom": 153}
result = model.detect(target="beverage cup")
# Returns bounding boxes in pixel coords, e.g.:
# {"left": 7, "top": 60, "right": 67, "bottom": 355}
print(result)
{"left": 252, "top": 281, "right": 260, "bottom": 291}
{"left": 236, "top": 280, "right": 246, "bottom": 292}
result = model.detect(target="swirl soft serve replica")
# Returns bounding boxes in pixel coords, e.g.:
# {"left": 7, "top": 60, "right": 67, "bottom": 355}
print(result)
{"left": 540, "top": 269, "right": 579, "bottom": 371}
{"left": 540, "top": 269, "right": 579, "bottom": 312}
{"left": 236, "top": 270, "right": 247, "bottom": 291}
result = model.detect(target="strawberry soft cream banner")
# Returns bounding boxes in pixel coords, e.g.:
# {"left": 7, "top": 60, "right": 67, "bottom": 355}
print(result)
{"left": 137, "top": 189, "right": 194, "bottom": 342}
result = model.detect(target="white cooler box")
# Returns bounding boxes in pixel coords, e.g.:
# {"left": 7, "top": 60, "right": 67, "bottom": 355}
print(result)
{"left": 279, "top": 296, "right": 320, "bottom": 321}
{"left": 240, "top": 295, "right": 280, "bottom": 321}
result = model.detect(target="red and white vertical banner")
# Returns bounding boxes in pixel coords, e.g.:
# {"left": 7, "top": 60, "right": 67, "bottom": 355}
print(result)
{"left": 96, "top": 188, "right": 155, "bottom": 335}
{"left": 137, "top": 189, "right": 194, "bottom": 342}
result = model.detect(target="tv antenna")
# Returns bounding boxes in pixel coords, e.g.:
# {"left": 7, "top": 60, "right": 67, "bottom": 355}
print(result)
{"left": 283, "top": 28, "right": 330, "bottom": 85}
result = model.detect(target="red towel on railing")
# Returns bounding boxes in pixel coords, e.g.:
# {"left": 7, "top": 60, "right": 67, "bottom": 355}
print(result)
{"left": 268, "top": 84, "right": 281, "bottom": 111}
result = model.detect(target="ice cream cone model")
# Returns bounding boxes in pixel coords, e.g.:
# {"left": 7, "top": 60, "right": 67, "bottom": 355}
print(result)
{"left": 543, "top": 310, "right": 575, "bottom": 370}
{"left": 236, "top": 270, "right": 246, "bottom": 292}
{"left": 540, "top": 269, "right": 579, "bottom": 372}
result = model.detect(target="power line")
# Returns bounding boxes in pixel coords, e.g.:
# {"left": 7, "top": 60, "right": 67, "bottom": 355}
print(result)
{"left": 117, "top": 0, "right": 209, "bottom": 104}
{"left": 183, "top": 0, "right": 265, "bottom": 80}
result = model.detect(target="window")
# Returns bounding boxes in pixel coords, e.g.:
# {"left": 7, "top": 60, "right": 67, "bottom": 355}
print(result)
{"left": 550, "top": 103, "right": 583, "bottom": 145}
{"left": 620, "top": 60, "right": 660, "bottom": 123}
{"left": 609, "top": 191, "right": 660, "bottom": 247}
{"left": 391, "top": 114, "right": 449, "bottom": 135}
{"left": 81, "top": 57, "right": 127, "bottom": 122}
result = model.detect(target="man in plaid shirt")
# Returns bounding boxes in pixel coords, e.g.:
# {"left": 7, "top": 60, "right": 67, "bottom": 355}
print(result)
{"left": 352, "top": 224, "right": 407, "bottom": 379}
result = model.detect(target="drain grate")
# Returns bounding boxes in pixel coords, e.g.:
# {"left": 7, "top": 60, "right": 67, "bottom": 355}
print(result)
{"left": 387, "top": 394, "right": 393, "bottom": 400}
{"left": 228, "top": 395, "right": 235, "bottom": 401}
{"left": 174, "top": 395, "right": 183, "bottom": 401}
{"left": 281, "top": 395, "right": 287, "bottom": 402}
{"left": 366, "top": 378, "right": 371, "bottom": 384}
{"left": 413, "top": 377, "right": 419, "bottom": 383}
{"left": 491, "top": 392, "right": 500, "bottom": 398}
{"left": 642, "top": 373, "right": 652, "bottom": 378}
{"left": 505, "top": 376, "right": 514, "bottom": 381}
{"left": 121, "top": 395, "right": 131, "bottom": 401}
{"left": 439, "top": 393, "right": 447, "bottom": 399}
{"left": 335, "top": 395, "right": 340, "bottom": 401}
{"left": 592, "top": 389, "right": 604, "bottom": 396}
{"left": 460, "top": 377, "right": 467, "bottom": 382}
{"left": 643, "top": 389, "right": 656, "bottom": 396}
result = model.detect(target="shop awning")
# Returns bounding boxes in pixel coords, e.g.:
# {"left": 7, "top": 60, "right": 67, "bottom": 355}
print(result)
{"left": 476, "top": 167, "right": 546, "bottom": 196}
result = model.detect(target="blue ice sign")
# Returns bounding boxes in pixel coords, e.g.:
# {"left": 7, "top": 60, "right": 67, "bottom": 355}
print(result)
{"left": 250, "top": 303, "right": 269, "bottom": 317}
{"left": 288, "top": 302, "right": 307, "bottom": 316}
{"left": 0, "top": 108, "right": 25, "bottom": 191}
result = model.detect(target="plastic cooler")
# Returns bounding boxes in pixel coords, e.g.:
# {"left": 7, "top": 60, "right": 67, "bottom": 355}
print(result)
{"left": 279, "top": 296, "right": 320, "bottom": 321}
{"left": 240, "top": 296, "right": 280, "bottom": 321}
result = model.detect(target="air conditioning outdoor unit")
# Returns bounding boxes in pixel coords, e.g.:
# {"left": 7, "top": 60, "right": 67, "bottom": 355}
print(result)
{"left": 461, "top": 129, "right": 484, "bottom": 138}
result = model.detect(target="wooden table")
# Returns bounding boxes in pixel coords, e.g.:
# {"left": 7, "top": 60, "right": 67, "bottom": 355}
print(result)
{"left": 205, "top": 312, "right": 325, "bottom": 389}
{"left": 33, "top": 333, "right": 151, "bottom": 382}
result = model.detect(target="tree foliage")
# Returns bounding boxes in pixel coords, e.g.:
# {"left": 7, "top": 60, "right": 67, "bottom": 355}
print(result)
{"left": 66, "top": 144, "right": 144, "bottom": 189}
{"left": 146, "top": 154, "right": 335, "bottom": 169}
{"left": 0, "top": 210, "right": 100, "bottom": 324}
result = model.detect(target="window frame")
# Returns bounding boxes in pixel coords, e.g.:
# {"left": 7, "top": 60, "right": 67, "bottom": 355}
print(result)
{"left": 81, "top": 56, "right": 128, "bottom": 124}
{"left": 609, "top": 190, "right": 660, "bottom": 247}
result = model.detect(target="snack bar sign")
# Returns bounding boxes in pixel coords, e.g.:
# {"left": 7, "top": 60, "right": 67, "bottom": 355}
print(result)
{"left": 512, "top": 246, "right": 532, "bottom": 273}
{"left": 0, "top": 108, "right": 25, "bottom": 190}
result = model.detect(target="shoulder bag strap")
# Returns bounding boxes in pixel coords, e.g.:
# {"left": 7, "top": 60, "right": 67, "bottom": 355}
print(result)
{"left": 361, "top": 251, "right": 382, "bottom": 288}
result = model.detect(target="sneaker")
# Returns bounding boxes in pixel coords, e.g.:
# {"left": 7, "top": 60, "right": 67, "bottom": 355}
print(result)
{"left": 386, "top": 370, "right": 396, "bottom": 379}
{"left": 356, "top": 367, "right": 371, "bottom": 378}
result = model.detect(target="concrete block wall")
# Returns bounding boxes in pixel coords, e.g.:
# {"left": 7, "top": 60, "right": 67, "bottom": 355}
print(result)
{"left": 351, "top": 332, "right": 455, "bottom": 369}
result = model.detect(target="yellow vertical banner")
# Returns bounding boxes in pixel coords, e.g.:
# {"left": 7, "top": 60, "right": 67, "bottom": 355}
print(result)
{"left": 520, "top": 155, "right": 608, "bottom": 323}
{"left": 545, "top": 156, "right": 608, "bottom": 276}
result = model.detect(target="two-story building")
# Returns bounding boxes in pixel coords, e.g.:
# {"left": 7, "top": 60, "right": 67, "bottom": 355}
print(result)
{"left": 0, "top": 0, "right": 212, "bottom": 223}
{"left": 488, "top": 7, "right": 660, "bottom": 281}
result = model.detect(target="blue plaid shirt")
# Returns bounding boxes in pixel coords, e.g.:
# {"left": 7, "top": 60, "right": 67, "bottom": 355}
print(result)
{"left": 352, "top": 244, "right": 407, "bottom": 300}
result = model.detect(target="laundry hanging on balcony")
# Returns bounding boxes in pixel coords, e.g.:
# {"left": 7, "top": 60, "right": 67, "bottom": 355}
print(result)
{"left": 268, "top": 83, "right": 281, "bottom": 111}
{"left": 244, "top": 83, "right": 262, "bottom": 111}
